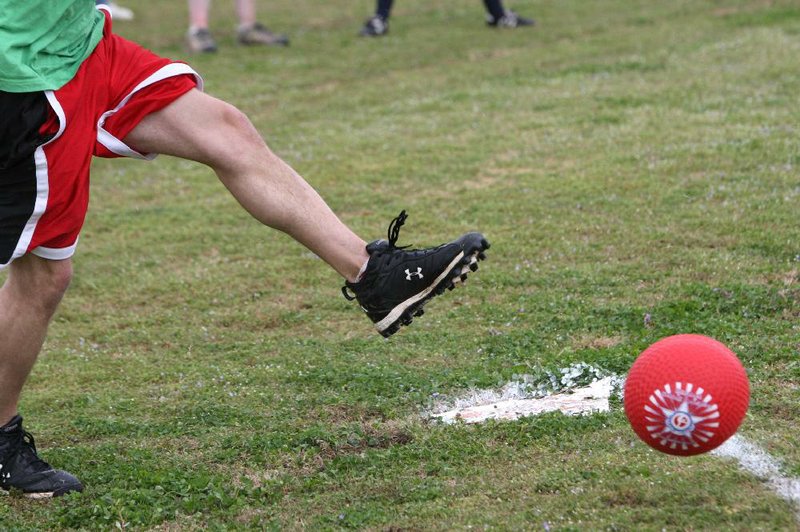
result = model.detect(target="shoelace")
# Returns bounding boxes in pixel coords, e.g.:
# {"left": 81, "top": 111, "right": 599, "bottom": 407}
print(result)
{"left": 386, "top": 210, "right": 409, "bottom": 249}
{"left": 341, "top": 210, "right": 410, "bottom": 301}
{"left": 0, "top": 430, "right": 50, "bottom": 479}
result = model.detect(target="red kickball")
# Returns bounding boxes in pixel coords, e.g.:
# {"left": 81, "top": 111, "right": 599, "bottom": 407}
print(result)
{"left": 624, "top": 334, "right": 750, "bottom": 456}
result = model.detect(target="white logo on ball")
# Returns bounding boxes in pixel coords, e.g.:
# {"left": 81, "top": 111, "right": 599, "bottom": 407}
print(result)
{"left": 644, "top": 382, "right": 720, "bottom": 451}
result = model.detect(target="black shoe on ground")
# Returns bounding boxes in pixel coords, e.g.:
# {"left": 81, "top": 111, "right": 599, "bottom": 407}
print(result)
{"left": 487, "top": 10, "right": 535, "bottom": 28}
{"left": 342, "top": 211, "right": 489, "bottom": 337}
{"left": 0, "top": 415, "right": 83, "bottom": 499}
{"left": 359, "top": 15, "right": 389, "bottom": 37}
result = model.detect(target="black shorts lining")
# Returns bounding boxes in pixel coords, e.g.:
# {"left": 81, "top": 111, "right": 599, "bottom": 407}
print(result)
{"left": 0, "top": 90, "right": 51, "bottom": 265}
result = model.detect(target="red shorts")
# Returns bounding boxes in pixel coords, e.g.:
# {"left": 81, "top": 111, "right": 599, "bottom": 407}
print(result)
{"left": 0, "top": 7, "right": 201, "bottom": 267}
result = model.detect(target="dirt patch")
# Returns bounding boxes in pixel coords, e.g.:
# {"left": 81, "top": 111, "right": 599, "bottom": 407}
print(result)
{"left": 572, "top": 334, "right": 623, "bottom": 350}
{"left": 316, "top": 422, "right": 414, "bottom": 464}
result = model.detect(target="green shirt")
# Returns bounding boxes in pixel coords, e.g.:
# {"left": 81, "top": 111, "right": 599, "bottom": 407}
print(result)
{"left": 0, "top": 0, "right": 105, "bottom": 92}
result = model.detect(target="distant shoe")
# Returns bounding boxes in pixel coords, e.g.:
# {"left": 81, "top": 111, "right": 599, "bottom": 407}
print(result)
{"left": 359, "top": 15, "right": 389, "bottom": 37}
{"left": 107, "top": 2, "right": 135, "bottom": 21}
{"left": 487, "top": 10, "right": 535, "bottom": 28}
{"left": 342, "top": 211, "right": 489, "bottom": 338}
{"left": 186, "top": 28, "right": 218, "bottom": 53}
{"left": 0, "top": 415, "right": 83, "bottom": 499}
{"left": 237, "top": 23, "right": 290, "bottom": 46}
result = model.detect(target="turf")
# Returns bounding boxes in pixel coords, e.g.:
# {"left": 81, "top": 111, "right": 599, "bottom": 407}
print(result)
{"left": 1, "top": 0, "right": 799, "bottom": 529}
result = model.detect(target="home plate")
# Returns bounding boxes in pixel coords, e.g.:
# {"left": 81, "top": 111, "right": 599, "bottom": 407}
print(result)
{"left": 431, "top": 377, "right": 616, "bottom": 424}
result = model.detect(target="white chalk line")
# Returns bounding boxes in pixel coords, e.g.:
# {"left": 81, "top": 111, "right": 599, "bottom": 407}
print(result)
{"left": 712, "top": 435, "right": 800, "bottom": 521}
{"left": 431, "top": 376, "right": 616, "bottom": 424}
{"left": 428, "top": 368, "right": 800, "bottom": 522}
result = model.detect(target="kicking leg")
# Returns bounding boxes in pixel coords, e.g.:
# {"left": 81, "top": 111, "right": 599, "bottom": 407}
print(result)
{"left": 123, "top": 88, "right": 490, "bottom": 337}
{"left": 123, "top": 88, "right": 369, "bottom": 281}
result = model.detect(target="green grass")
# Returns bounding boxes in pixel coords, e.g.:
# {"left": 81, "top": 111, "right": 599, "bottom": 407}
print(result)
{"left": 2, "top": 0, "right": 799, "bottom": 529}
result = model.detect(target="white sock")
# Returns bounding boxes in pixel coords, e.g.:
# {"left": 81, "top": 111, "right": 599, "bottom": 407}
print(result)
{"left": 353, "top": 258, "right": 370, "bottom": 283}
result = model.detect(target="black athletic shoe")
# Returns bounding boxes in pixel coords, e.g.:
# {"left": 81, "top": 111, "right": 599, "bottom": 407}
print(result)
{"left": 359, "top": 15, "right": 389, "bottom": 37}
{"left": 342, "top": 211, "right": 489, "bottom": 337}
{"left": 487, "top": 10, "right": 535, "bottom": 28}
{"left": 0, "top": 415, "right": 83, "bottom": 499}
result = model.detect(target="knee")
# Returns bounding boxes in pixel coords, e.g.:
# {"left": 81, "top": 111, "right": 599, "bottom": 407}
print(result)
{"left": 218, "top": 102, "right": 253, "bottom": 132}
{"left": 45, "top": 260, "right": 73, "bottom": 299}
{"left": 34, "top": 261, "right": 72, "bottom": 313}
{"left": 211, "top": 102, "right": 272, "bottom": 163}
{"left": 10, "top": 257, "right": 73, "bottom": 314}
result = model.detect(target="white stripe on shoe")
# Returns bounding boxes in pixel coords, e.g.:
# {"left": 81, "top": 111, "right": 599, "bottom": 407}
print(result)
{"left": 374, "top": 251, "right": 464, "bottom": 333}
{"left": 24, "top": 491, "right": 55, "bottom": 500}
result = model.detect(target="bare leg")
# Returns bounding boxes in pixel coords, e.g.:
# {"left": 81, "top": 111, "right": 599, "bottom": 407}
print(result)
{"left": 188, "top": 0, "right": 211, "bottom": 28}
{"left": 235, "top": 0, "right": 256, "bottom": 27}
{"left": 0, "top": 255, "right": 73, "bottom": 426}
{"left": 124, "top": 89, "right": 368, "bottom": 281}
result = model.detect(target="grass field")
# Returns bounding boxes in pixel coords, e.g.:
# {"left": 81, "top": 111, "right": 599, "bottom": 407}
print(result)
{"left": 2, "top": 0, "right": 799, "bottom": 529}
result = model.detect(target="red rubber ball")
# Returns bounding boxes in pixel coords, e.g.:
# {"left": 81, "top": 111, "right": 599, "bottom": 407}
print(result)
{"left": 624, "top": 334, "right": 749, "bottom": 456}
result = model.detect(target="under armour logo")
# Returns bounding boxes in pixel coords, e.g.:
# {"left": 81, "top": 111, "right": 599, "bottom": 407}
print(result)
{"left": 405, "top": 267, "right": 423, "bottom": 280}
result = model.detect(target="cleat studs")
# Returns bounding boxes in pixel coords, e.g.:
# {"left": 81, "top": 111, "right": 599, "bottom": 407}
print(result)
{"left": 469, "top": 263, "right": 478, "bottom": 272}
{"left": 380, "top": 322, "right": 401, "bottom": 338}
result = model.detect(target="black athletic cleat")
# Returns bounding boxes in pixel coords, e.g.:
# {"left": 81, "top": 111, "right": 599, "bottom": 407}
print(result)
{"left": 342, "top": 211, "right": 489, "bottom": 337}
{"left": 359, "top": 15, "right": 389, "bottom": 37}
{"left": 487, "top": 10, "right": 535, "bottom": 28}
{"left": 0, "top": 415, "right": 83, "bottom": 499}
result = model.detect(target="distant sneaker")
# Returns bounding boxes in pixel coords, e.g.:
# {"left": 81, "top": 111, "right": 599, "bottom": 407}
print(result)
{"left": 487, "top": 10, "right": 535, "bottom": 28}
{"left": 186, "top": 28, "right": 218, "bottom": 53}
{"left": 237, "top": 23, "right": 289, "bottom": 46}
{"left": 342, "top": 211, "right": 489, "bottom": 337}
{"left": 359, "top": 15, "right": 389, "bottom": 37}
{"left": 0, "top": 415, "right": 83, "bottom": 499}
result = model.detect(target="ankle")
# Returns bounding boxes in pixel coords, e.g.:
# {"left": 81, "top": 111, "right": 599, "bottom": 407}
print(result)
{"left": 0, "top": 413, "right": 19, "bottom": 431}
{"left": 348, "top": 257, "right": 370, "bottom": 283}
